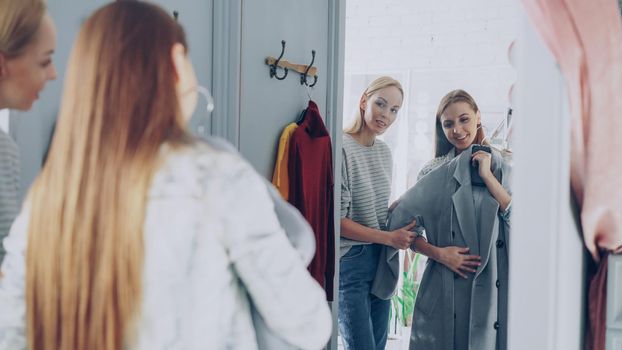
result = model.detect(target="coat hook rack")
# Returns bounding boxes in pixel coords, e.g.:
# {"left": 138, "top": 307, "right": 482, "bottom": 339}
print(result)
{"left": 300, "top": 50, "right": 318, "bottom": 88}
{"left": 265, "top": 40, "right": 318, "bottom": 84}
{"left": 268, "top": 40, "right": 288, "bottom": 80}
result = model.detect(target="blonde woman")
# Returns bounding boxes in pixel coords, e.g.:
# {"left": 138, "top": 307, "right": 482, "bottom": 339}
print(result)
{"left": 0, "top": 0, "right": 56, "bottom": 264}
{"left": 0, "top": 2, "right": 331, "bottom": 350}
{"left": 339, "top": 76, "right": 416, "bottom": 350}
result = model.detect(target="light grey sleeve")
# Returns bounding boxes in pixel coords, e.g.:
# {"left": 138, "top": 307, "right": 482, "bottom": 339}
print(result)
{"left": 200, "top": 135, "right": 315, "bottom": 264}
{"left": 417, "top": 158, "right": 440, "bottom": 182}
{"left": 0, "top": 208, "right": 29, "bottom": 350}
{"left": 216, "top": 159, "right": 332, "bottom": 350}
{"left": 340, "top": 148, "right": 351, "bottom": 219}
{"left": 499, "top": 156, "right": 513, "bottom": 225}
{"left": 265, "top": 184, "right": 315, "bottom": 266}
{"left": 387, "top": 173, "right": 438, "bottom": 247}
{"left": 0, "top": 134, "right": 21, "bottom": 264}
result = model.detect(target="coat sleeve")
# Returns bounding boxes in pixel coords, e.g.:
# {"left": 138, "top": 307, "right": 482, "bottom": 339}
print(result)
{"left": 374, "top": 179, "right": 429, "bottom": 299}
{"left": 498, "top": 156, "right": 513, "bottom": 225}
{"left": 216, "top": 157, "right": 332, "bottom": 350}
{"left": 340, "top": 148, "right": 351, "bottom": 219}
{"left": 0, "top": 207, "right": 29, "bottom": 350}
{"left": 387, "top": 173, "right": 438, "bottom": 244}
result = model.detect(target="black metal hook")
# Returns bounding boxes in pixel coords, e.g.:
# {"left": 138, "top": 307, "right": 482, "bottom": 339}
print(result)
{"left": 300, "top": 50, "right": 318, "bottom": 87}
{"left": 269, "top": 40, "right": 288, "bottom": 80}
{"left": 173, "top": 10, "right": 179, "bottom": 21}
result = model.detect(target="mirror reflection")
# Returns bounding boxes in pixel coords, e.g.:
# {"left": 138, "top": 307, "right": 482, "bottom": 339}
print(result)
{"left": 338, "top": 1, "right": 516, "bottom": 349}
{"left": 0, "top": 0, "right": 527, "bottom": 349}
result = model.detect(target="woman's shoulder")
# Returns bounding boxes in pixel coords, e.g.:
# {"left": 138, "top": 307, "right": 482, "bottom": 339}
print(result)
{"left": 374, "top": 138, "right": 391, "bottom": 153}
{"left": 341, "top": 132, "right": 357, "bottom": 149}
{"left": 152, "top": 142, "right": 255, "bottom": 198}
{"left": 417, "top": 154, "right": 452, "bottom": 181}
{"left": 0, "top": 129, "right": 19, "bottom": 157}
{"left": 489, "top": 146, "right": 513, "bottom": 169}
{"left": 342, "top": 133, "right": 390, "bottom": 154}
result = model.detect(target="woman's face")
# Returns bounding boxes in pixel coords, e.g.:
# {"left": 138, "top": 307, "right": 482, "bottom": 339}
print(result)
{"left": 360, "top": 85, "right": 402, "bottom": 135}
{"left": 440, "top": 101, "right": 481, "bottom": 151}
{"left": 0, "top": 14, "right": 57, "bottom": 111}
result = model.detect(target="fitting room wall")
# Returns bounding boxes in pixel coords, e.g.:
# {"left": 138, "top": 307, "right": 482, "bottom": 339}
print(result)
{"left": 9, "top": 0, "right": 213, "bottom": 200}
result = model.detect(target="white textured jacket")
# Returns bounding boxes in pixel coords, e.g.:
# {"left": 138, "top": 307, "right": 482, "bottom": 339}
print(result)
{"left": 0, "top": 143, "right": 332, "bottom": 350}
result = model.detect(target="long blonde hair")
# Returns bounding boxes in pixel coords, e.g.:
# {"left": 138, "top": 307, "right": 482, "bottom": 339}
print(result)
{"left": 0, "top": 0, "right": 46, "bottom": 58}
{"left": 345, "top": 76, "right": 404, "bottom": 134}
{"left": 26, "top": 2, "right": 191, "bottom": 350}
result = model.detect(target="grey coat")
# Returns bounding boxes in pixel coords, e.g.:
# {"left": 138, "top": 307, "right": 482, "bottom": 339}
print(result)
{"left": 202, "top": 136, "right": 315, "bottom": 350}
{"left": 380, "top": 146, "right": 510, "bottom": 350}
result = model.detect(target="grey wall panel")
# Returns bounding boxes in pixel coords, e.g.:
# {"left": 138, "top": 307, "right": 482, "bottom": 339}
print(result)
{"left": 239, "top": 0, "right": 329, "bottom": 179}
{"left": 211, "top": 0, "right": 242, "bottom": 144}
{"left": 9, "top": 0, "right": 213, "bottom": 200}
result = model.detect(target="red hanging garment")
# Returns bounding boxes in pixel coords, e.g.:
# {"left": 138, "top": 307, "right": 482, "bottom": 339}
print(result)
{"left": 287, "top": 100, "right": 335, "bottom": 301}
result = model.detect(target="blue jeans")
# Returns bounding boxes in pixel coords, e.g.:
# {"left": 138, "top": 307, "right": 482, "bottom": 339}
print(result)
{"left": 338, "top": 244, "right": 391, "bottom": 350}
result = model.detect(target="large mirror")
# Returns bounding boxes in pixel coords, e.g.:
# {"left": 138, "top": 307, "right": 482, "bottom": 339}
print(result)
{"left": 2, "top": 1, "right": 599, "bottom": 349}
{"left": 338, "top": 1, "right": 516, "bottom": 349}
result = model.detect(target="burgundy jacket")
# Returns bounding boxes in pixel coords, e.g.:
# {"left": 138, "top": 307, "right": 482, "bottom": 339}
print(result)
{"left": 287, "top": 100, "right": 335, "bottom": 301}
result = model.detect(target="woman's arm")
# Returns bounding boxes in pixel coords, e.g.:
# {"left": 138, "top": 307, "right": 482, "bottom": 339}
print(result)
{"left": 472, "top": 151, "right": 512, "bottom": 211}
{"left": 412, "top": 237, "right": 481, "bottom": 279}
{"left": 217, "top": 157, "right": 332, "bottom": 350}
{"left": 341, "top": 218, "right": 416, "bottom": 250}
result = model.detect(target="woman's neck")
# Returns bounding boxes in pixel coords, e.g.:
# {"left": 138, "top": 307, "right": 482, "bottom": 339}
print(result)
{"left": 352, "top": 128, "right": 376, "bottom": 147}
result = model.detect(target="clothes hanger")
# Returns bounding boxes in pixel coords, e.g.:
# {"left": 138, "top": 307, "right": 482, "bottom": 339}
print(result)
{"left": 296, "top": 107, "right": 307, "bottom": 125}
{"left": 296, "top": 84, "right": 316, "bottom": 125}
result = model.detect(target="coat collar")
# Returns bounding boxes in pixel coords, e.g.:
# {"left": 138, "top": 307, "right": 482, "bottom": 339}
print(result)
{"left": 450, "top": 148, "right": 479, "bottom": 254}
{"left": 449, "top": 145, "right": 504, "bottom": 269}
{"left": 300, "top": 100, "right": 329, "bottom": 138}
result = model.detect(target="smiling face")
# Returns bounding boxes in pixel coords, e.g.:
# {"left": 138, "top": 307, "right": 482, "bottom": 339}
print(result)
{"left": 0, "top": 14, "right": 57, "bottom": 110}
{"left": 440, "top": 101, "right": 481, "bottom": 152}
{"left": 360, "top": 85, "right": 403, "bottom": 136}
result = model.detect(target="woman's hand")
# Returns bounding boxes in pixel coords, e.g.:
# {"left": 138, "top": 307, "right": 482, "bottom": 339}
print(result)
{"left": 437, "top": 246, "right": 481, "bottom": 278}
{"left": 471, "top": 150, "right": 512, "bottom": 211}
{"left": 386, "top": 220, "right": 417, "bottom": 250}
{"left": 472, "top": 150, "right": 493, "bottom": 180}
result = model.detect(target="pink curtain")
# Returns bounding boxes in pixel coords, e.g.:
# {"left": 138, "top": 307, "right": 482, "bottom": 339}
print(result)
{"left": 521, "top": 1, "right": 622, "bottom": 348}
{"left": 521, "top": 0, "right": 622, "bottom": 260}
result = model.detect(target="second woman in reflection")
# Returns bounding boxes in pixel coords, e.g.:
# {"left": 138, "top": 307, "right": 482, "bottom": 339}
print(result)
{"left": 389, "top": 89, "right": 512, "bottom": 350}
{"left": 339, "top": 76, "right": 417, "bottom": 350}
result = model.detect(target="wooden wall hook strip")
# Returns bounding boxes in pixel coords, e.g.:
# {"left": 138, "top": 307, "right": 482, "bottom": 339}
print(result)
{"left": 266, "top": 56, "right": 318, "bottom": 77}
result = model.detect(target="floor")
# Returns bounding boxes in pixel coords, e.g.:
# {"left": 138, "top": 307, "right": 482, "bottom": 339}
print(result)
{"left": 337, "top": 328, "right": 411, "bottom": 350}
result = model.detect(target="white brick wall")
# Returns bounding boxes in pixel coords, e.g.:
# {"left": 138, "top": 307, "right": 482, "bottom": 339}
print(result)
{"left": 344, "top": 0, "right": 518, "bottom": 190}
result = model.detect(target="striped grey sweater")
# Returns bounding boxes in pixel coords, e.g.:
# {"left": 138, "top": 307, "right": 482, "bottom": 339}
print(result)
{"left": 340, "top": 133, "right": 392, "bottom": 256}
{"left": 0, "top": 129, "right": 20, "bottom": 264}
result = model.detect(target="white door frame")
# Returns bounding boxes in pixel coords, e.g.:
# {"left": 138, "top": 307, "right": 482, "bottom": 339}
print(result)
{"left": 211, "top": 0, "right": 242, "bottom": 146}
{"left": 508, "top": 8, "right": 586, "bottom": 350}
